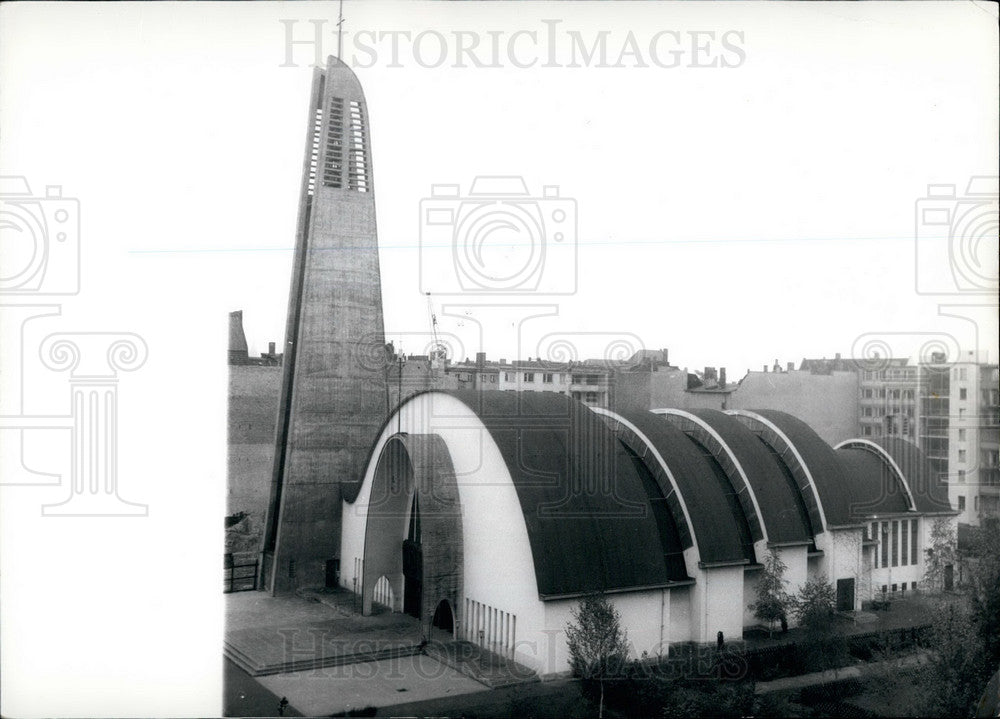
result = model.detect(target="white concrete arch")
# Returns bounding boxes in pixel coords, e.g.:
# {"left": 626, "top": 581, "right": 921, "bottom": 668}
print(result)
{"left": 727, "top": 410, "right": 829, "bottom": 534}
{"left": 593, "top": 406, "right": 704, "bottom": 570}
{"left": 651, "top": 408, "right": 769, "bottom": 545}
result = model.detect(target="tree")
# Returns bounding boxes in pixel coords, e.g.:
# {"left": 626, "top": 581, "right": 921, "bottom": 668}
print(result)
{"left": 565, "top": 593, "right": 629, "bottom": 719}
{"left": 923, "top": 599, "right": 991, "bottom": 717}
{"left": 790, "top": 575, "right": 836, "bottom": 631}
{"left": 749, "top": 548, "right": 789, "bottom": 638}
{"left": 789, "top": 574, "right": 847, "bottom": 673}
{"left": 967, "top": 518, "right": 1000, "bottom": 668}
{"left": 924, "top": 517, "right": 958, "bottom": 592}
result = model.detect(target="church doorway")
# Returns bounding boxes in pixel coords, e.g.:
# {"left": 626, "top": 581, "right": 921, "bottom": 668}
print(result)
{"left": 432, "top": 599, "right": 454, "bottom": 637}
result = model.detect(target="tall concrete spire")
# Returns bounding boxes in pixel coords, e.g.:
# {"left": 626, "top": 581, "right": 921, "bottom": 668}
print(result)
{"left": 262, "top": 56, "right": 388, "bottom": 594}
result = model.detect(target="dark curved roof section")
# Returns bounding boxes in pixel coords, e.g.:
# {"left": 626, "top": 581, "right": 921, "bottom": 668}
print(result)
{"left": 834, "top": 447, "right": 911, "bottom": 518}
{"left": 654, "top": 410, "right": 765, "bottom": 547}
{"left": 621, "top": 444, "right": 691, "bottom": 580}
{"left": 603, "top": 409, "right": 751, "bottom": 566}
{"left": 738, "top": 410, "right": 857, "bottom": 529}
{"left": 875, "top": 437, "right": 953, "bottom": 514}
{"left": 443, "top": 390, "right": 685, "bottom": 597}
{"left": 686, "top": 409, "right": 813, "bottom": 547}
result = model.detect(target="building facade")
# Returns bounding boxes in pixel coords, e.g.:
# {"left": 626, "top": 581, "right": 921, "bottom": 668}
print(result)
{"left": 854, "top": 351, "right": 999, "bottom": 526}
{"left": 447, "top": 353, "right": 616, "bottom": 408}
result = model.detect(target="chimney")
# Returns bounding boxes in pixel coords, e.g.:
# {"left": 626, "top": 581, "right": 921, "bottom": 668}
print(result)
{"left": 835, "top": 352, "right": 842, "bottom": 361}
{"left": 787, "top": 361, "right": 794, "bottom": 372}
{"left": 476, "top": 351, "right": 486, "bottom": 368}
{"left": 228, "top": 310, "right": 249, "bottom": 365}
{"left": 764, "top": 365, "right": 768, "bottom": 373}
{"left": 719, "top": 367, "right": 727, "bottom": 386}
{"left": 773, "top": 359, "right": 781, "bottom": 373}
{"left": 661, "top": 348, "right": 669, "bottom": 365}
{"left": 268, "top": 341, "right": 276, "bottom": 355}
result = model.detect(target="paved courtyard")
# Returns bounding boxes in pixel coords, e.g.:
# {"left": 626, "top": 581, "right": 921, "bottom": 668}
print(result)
{"left": 257, "top": 654, "right": 485, "bottom": 716}
{"left": 225, "top": 590, "right": 486, "bottom": 715}
{"left": 226, "top": 589, "right": 423, "bottom": 675}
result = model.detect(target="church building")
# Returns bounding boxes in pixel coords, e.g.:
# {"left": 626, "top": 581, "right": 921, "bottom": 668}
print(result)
{"left": 340, "top": 390, "right": 953, "bottom": 675}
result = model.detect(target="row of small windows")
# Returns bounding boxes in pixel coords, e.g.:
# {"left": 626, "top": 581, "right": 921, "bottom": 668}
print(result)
{"left": 862, "top": 369, "right": 918, "bottom": 381}
{"left": 881, "top": 581, "right": 918, "bottom": 596}
{"left": 860, "top": 421, "right": 912, "bottom": 437}
{"left": 502, "top": 372, "right": 603, "bottom": 384}
{"left": 861, "top": 382, "right": 997, "bottom": 405}
{"left": 861, "top": 407, "right": 914, "bottom": 419}
{"left": 862, "top": 388, "right": 916, "bottom": 400}
{"left": 871, "top": 518, "right": 919, "bottom": 569}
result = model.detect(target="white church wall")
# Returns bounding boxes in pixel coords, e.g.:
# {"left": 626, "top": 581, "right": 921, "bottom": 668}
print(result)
{"left": 426, "top": 394, "right": 547, "bottom": 669}
{"left": 811, "top": 530, "right": 833, "bottom": 579}
{"left": 542, "top": 589, "right": 672, "bottom": 676}
{"left": 700, "top": 566, "right": 744, "bottom": 644}
{"left": 742, "top": 570, "right": 759, "bottom": 627}
{"left": 828, "top": 528, "right": 863, "bottom": 609}
{"left": 669, "top": 586, "right": 693, "bottom": 644}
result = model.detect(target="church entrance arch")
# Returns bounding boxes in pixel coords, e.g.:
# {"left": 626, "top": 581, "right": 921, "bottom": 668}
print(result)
{"left": 432, "top": 599, "right": 455, "bottom": 637}
{"left": 360, "top": 432, "right": 464, "bottom": 639}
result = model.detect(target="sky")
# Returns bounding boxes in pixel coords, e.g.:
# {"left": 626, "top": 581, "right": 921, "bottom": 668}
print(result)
{"left": 0, "top": 2, "right": 997, "bottom": 716}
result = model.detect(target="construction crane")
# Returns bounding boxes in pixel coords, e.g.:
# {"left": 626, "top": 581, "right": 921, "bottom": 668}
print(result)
{"left": 425, "top": 292, "right": 448, "bottom": 367}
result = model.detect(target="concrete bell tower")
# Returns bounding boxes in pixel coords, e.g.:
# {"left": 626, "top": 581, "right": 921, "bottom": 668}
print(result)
{"left": 261, "top": 56, "right": 388, "bottom": 594}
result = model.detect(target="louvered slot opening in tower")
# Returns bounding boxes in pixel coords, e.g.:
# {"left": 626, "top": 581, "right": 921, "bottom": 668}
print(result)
{"left": 347, "top": 100, "right": 369, "bottom": 192}
{"left": 322, "top": 96, "right": 345, "bottom": 189}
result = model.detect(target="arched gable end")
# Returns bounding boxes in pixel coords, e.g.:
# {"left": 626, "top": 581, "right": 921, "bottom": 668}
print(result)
{"left": 834, "top": 439, "right": 916, "bottom": 513}
{"left": 361, "top": 433, "right": 463, "bottom": 638}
